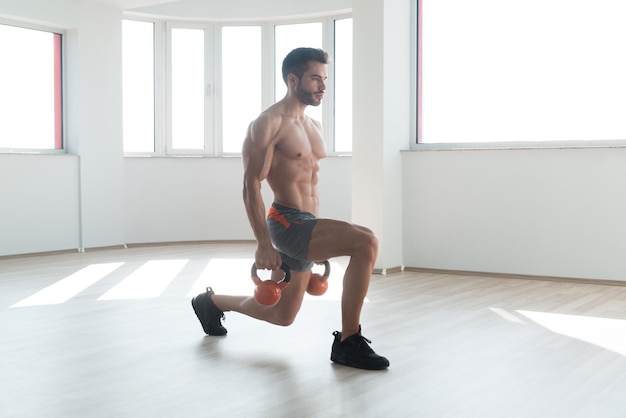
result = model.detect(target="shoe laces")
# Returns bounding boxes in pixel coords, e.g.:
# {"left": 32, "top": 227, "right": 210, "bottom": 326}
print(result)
{"left": 355, "top": 334, "right": 374, "bottom": 350}
{"left": 345, "top": 332, "right": 375, "bottom": 354}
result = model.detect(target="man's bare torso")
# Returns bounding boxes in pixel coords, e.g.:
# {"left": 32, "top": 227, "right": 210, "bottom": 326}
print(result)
{"left": 245, "top": 102, "right": 326, "bottom": 215}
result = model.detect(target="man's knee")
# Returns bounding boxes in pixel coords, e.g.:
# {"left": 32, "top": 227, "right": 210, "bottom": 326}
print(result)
{"left": 268, "top": 294, "right": 303, "bottom": 326}
{"left": 269, "top": 308, "right": 298, "bottom": 326}
{"left": 274, "top": 314, "right": 297, "bottom": 327}
{"left": 358, "top": 227, "right": 378, "bottom": 260}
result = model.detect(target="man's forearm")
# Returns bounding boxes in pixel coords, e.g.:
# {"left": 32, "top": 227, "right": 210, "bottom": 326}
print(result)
{"left": 243, "top": 182, "right": 273, "bottom": 248}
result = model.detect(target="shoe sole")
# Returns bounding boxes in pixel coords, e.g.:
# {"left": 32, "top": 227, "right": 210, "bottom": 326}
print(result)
{"left": 330, "top": 352, "right": 389, "bottom": 370}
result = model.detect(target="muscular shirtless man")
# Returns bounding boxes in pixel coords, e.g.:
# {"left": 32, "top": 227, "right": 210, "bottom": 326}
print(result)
{"left": 192, "top": 47, "right": 389, "bottom": 370}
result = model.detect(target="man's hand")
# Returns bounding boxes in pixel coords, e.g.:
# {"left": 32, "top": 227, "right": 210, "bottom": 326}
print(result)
{"left": 255, "top": 245, "right": 282, "bottom": 271}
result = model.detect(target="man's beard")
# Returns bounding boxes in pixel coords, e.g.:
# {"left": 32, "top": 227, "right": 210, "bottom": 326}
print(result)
{"left": 295, "top": 84, "right": 322, "bottom": 106}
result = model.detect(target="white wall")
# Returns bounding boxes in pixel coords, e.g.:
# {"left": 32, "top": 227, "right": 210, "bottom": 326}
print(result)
{"left": 66, "top": 2, "right": 127, "bottom": 250}
{"left": 124, "top": 158, "right": 249, "bottom": 244}
{"left": 0, "top": 0, "right": 77, "bottom": 27}
{"left": 0, "top": 0, "right": 128, "bottom": 254}
{"left": 403, "top": 147, "right": 626, "bottom": 281}
{"left": 0, "top": 154, "right": 80, "bottom": 255}
{"left": 352, "top": 0, "right": 411, "bottom": 272}
{"left": 1, "top": 1, "right": 80, "bottom": 257}
{"left": 129, "top": 0, "right": 351, "bottom": 20}
{"left": 123, "top": 156, "right": 352, "bottom": 244}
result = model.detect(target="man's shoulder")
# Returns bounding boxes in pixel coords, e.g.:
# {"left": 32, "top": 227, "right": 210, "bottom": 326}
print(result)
{"left": 247, "top": 107, "right": 286, "bottom": 146}
{"left": 252, "top": 105, "right": 285, "bottom": 129}
{"left": 255, "top": 108, "right": 283, "bottom": 123}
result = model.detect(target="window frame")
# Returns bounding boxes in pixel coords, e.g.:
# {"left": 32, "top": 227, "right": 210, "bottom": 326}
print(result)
{"left": 331, "top": 16, "right": 354, "bottom": 155}
{"left": 0, "top": 18, "right": 65, "bottom": 154}
{"left": 122, "top": 18, "right": 157, "bottom": 154}
{"left": 165, "top": 22, "right": 215, "bottom": 156}
{"left": 123, "top": 13, "right": 352, "bottom": 157}
{"left": 217, "top": 22, "right": 266, "bottom": 156}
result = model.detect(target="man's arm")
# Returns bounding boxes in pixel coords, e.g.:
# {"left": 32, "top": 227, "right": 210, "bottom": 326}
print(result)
{"left": 242, "top": 114, "right": 282, "bottom": 271}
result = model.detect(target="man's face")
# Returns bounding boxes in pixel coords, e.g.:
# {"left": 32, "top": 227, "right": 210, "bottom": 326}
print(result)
{"left": 294, "top": 61, "right": 327, "bottom": 107}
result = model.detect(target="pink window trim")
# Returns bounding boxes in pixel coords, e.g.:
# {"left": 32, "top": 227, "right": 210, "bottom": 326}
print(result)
{"left": 417, "top": 0, "right": 422, "bottom": 143}
{"left": 54, "top": 33, "right": 62, "bottom": 149}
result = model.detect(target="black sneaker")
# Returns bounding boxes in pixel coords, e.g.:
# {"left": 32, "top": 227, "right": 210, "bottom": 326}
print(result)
{"left": 191, "top": 287, "right": 227, "bottom": 336}
{"left": 330, "top": 327, "right": 389, "bottom": 370}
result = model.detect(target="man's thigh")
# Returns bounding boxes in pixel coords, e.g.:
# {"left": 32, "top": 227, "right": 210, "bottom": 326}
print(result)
{"left": 307, "top": 218, "right": 374, "bottom": 261}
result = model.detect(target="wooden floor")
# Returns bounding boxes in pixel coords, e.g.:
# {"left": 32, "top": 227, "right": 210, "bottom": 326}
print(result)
{"left": 2, "top": 243, "right": 626, "bottom": 418}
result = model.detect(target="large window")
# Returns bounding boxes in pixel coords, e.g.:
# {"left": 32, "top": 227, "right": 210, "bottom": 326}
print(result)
{"left": 417, "top": 0, "right": 626, "bottom": 146}
{"left": 170, "top": 27, "right": 206, "bottom": 151}
{"left": 0, "top": 22, "right": 63, "bottom": 151}
{"left": 221, "top": 26, "right": 262, "bottom": 154}
{"left": 122, "top": 16, "right": 352, "bottom": 156}
{"left": 122, "top": 20, "right": 154, "bottom": 153}
{"left": 274, "top": 22, "right": 323, "bottom": 124}
{"left": 333, "top": 18, "right": 353, "bottom": 153}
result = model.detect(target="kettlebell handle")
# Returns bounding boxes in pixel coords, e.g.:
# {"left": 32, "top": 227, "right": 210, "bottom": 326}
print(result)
{"left": 317, "top": 260, "right": 331, "bottom": 278}
{"left": 251, "top": 262, "right": 291, "bottom": 283}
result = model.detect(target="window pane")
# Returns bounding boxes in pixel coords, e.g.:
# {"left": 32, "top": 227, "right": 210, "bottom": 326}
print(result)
{"left": 171, "top": 28, "right": 205, "bottom": 150}
{"left": 122, "top": 20, "right": 155, "bottom": 153}
{"left": 274, "top": 22, "right": 323, "bottom": 123}
{"left": 334, "top": 18, "right": 352, "bottom": 153}
{"left": 221, "top": 26, "right": 262, "bottom": 153}
{"left": 0, "top": 24, "right": 61, "bottom": 150}
{"left": 421, "top": 0, "right": 626, "bottom": 144}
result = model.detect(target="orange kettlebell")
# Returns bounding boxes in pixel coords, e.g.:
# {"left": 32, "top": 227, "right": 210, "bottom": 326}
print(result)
{"left": 306, "top": 260, "right": 330, "bottom": 296}
{"left": 251, "top": 263, "right": 291, "bottom": 306}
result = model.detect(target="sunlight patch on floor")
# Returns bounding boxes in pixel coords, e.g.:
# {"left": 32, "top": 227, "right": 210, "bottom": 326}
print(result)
{"left": 518, "top": 310, "right": 626, "bottom": 357}
{"left": 10, "top": 257, "right": 353, "bottom": 306}
{"left": 489, "top": 307, "right": 528, "bottom": 325}
{"left": 11, "top": 263, "right": 124, "bottom": 308}
{"left": 99, "top": 259, "right": 188, "bottom": 300}
{"left": 187, "top": 258, "right": 256, "bottom": 297}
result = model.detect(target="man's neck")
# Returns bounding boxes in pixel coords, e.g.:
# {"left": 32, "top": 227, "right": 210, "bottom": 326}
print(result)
{"left": 280, "top": 95, "right": 308, "bottom": 118}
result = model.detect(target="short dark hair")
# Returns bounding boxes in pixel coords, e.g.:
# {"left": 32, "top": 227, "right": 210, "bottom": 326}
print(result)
{"left": 281, "top": 47, "right": 329, "bottom": 85}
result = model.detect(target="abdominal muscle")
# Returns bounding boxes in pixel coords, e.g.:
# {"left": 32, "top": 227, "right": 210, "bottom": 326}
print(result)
{"left": 267, "top": 153, "right": 320, "bottom": 216}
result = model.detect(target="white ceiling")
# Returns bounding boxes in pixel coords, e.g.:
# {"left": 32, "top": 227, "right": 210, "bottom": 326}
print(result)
{"left": 89, "top": 0, "right": 351, "bottom": 20}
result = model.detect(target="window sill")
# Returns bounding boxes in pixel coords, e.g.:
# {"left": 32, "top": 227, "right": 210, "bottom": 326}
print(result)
{"left": 408, "top": 139, "right": 626, "bottom": 152}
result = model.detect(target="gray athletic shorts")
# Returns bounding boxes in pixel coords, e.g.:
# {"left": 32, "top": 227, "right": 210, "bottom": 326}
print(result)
{"left": 266, "top": 202, "right": 318, "bottom": 272}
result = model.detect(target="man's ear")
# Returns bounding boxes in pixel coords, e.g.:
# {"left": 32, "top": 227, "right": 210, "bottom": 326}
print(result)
{"left": 287, "top": 73, "right": 298, "bottom": 88}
